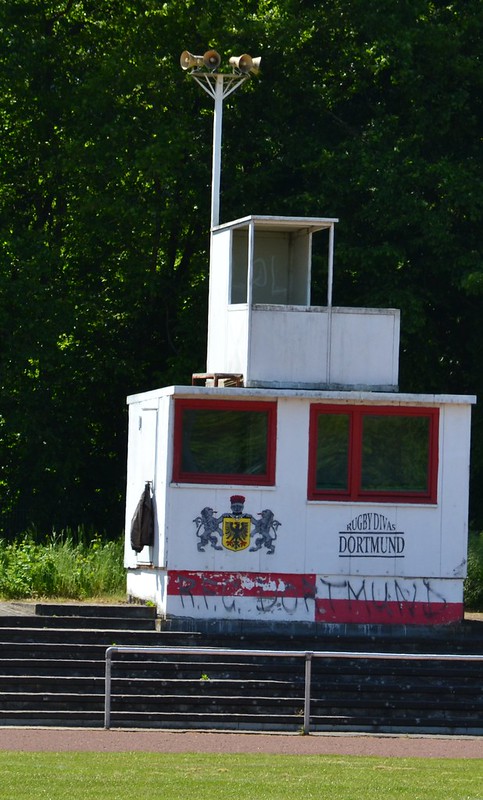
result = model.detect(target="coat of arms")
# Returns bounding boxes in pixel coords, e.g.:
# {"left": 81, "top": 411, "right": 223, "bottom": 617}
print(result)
{"left": 193, "top": 495, "right": 281, "bottom": 554}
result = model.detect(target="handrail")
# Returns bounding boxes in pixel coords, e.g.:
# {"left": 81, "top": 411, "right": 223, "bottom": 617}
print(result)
{"left": 104, "top": 645, "right": 483, "bottom": 733}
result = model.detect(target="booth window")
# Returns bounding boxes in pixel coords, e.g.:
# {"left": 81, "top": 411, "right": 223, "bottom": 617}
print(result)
{"left": 308, "top": 405, "right": 439, "bottom": 503}
{"left": 173, "top": 399, "right": 277, "bottom": 485}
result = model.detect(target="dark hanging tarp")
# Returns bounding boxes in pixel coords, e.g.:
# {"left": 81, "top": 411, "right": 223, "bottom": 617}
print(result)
{"left": 130, "top": 482, "right": 154, "bottom": 553}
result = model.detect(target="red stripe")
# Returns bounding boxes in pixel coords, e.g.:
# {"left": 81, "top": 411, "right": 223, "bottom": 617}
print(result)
{"left": 168, "top": 570, "right": 316, "bottom": 598}
{"left": 167, "top": 571, "right": 462, "bottom": 625}
{"left": 315, "top": 598, "right": 463, "bottom": 625}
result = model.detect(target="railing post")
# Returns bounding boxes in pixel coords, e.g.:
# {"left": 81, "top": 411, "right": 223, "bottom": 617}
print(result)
{"left": 104, "top": 646, "right": 114, "bottom": 730}
{"left": 303, "top": 651, "right": 313, "bottom": 735}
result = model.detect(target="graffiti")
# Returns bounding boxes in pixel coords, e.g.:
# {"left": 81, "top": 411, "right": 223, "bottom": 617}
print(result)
{"left": 170, "top": 570, "right": 315, "bottom": 598}
{"left": 168, "top": 570, "right": 462, "bottom": 625}
{"left": 221, "top": 596, "right": 237, "bottom": 612}
{"left": 169, "top": 570, "right": 315, "bottom": 616}
{"left": 317, "top": 576, "right": 451, "bottom": 623}
{"left": 253, "top": 256, "right": 288, "bottom": 299}
{"left": 255, "top": 577, "right": 314, "bottom": 614}
{"left": 193, "top": 495, "right": 281, "bottom": 554}
{"left": 423, "top": 578, "right": 447, "bottom": 606}
{"left": 256, "top": 595, "right": 302, "bottom": 615}
{"left": 174, "top": 573, "right": 196, "bottom": 609}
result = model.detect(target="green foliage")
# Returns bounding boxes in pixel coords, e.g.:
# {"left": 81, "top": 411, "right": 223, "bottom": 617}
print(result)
{"left": 0, "top": 751, "right": 481, "bottom": 800}
{"left": 464, "top": 530, "right": 483, "bottom": 610}
{"left": 0, "top": 530, "right": 125, "bottom": 600}
{"left": 0, "top": 0, "right": 482, "bottom": 537}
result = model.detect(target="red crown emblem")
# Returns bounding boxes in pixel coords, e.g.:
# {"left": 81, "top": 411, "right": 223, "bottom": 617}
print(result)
{"left": 230, "top": 495, "right": 245, "bottom": 505}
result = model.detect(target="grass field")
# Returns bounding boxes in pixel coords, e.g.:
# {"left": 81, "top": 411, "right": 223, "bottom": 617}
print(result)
{"left": 0, "top": 752, "right": 481, "bottom": 800}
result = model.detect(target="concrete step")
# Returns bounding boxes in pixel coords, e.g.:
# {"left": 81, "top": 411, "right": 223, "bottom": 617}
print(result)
{"left": 0, "top": 627, "right": 201, "bottom": 645}
{"left": 0, "top": 658, "right": 105, "bottom": 677}
{"left": 0, "top": 606, "right": 480, "bottom": 734}
{"left": 0, "top": 675, "right": 302, "bottom": 696}
{"left": 0, "top": 710, "right": 104, "bottom": 728}
{"left": 0, "top": 615, "right": 156, "bottom": 630}
{"left": 35, "top": 603, "right": 156, "bottom": 620}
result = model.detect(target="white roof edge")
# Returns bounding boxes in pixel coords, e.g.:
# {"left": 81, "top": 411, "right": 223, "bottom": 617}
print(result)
{"left": 127, "top": 385, "right": 477, "bottom": 406}
{"left": 250, "top": 304, "right": 401, "bottom": 315}
{"left": 212, "top": 214, "right": 339, "bottom": 232}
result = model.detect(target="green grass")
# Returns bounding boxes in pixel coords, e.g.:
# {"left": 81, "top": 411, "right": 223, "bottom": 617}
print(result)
{"left": 0, "top": 752, "right": 481, "bottom": 800}
{"left": 0, "top": 530, "right": 125, "bottom": 600}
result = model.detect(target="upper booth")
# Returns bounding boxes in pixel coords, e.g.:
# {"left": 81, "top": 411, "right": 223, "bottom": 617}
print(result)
{"left": 205, "top": 215, "right": 401, "bottom": 391}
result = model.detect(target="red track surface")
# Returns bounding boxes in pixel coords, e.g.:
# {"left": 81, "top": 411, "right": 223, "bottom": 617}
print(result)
{"left": 0, "top": 728, "right": 481, "bottom": 758}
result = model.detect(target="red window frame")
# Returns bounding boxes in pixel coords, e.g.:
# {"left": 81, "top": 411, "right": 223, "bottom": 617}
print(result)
{"left": 308, "top": 404, "right": 439, "bottom": 503}
{"left": 173, "top": 398, "right": 277, "bottom": 485}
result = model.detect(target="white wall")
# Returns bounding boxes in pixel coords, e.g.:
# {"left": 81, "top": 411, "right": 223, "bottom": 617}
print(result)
{"left": 124, "top": 386, "right": 475, "bottom": 624}
{"left": 208, "top": 305, "right": 400, "bottom": 389}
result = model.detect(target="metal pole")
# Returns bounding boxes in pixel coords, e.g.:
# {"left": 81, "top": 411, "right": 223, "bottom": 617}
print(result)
{"left": 326, "top": 223, "right": 335, "bottom": 383}
{"left": 104, "top": 646, "right": 114, "bottom": 729}
{"left": 327, "top": 223, "right": 335, "bottom": 308}
{"left": 211, "top": 75, "right": 224, "bottom": 229}
{"left": 247, "top": 219, "right": 255, "bottom": 305}
{"left": 190, "top": 72, "right": 248, "bottom": 230}
{"left": 303, "top": 652, "right": 313, "bottom": 734}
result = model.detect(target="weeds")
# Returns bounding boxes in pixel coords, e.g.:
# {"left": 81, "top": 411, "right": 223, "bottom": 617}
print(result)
{"left": 0, "top": 529, "right": 125, "bottom": 600}
{"left": 464, "top": 530, "right": 483, "bottom": 610}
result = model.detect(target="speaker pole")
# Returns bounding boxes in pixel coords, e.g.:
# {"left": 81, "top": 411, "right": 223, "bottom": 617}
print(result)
{"left": 211, "top": 74, "right": 224, "bottom": 228}
{"left": 182, "top": 50, "right": 261, "bottom": 228}
{"left": 189, "top": 72, "right": 248, "bottom": 229}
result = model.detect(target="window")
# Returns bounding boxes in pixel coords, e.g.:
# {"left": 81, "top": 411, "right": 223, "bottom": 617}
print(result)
{"left": 173, "top": 399, "right": 277, "bottom": 485}
{"left": 308, "top": 405, "right": 439, "bottom": 503}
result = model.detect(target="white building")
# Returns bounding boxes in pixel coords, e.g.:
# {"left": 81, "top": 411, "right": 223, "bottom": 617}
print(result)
{"left": 124, "top": 213, "right": 475, "bottom": 627}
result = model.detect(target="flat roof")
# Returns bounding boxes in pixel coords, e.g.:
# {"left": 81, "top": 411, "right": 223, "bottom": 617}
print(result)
{"left": 212, "top": 215, "right": 338, "bottom": 234}
{"left": 127, "top": 384, "right": 477, "bottom": 406}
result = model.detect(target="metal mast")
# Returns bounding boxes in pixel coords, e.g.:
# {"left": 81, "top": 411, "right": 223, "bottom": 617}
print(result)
{"left": 180, "top": 50, "right": 261, "bottom": 229}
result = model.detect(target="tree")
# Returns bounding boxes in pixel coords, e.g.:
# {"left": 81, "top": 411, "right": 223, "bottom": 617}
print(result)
{"left": 1, "top": 0, "right": 481, "bottom": 537}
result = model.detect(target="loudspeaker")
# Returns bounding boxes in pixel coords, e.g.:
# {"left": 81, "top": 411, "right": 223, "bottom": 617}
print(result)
{"left": 180, "top": 50, "right": 221, "bottom": 71}
{"left": 203, "top": 49, "right": 221, "bottom": 71}
{"left": 180, "top": 50, "right": 204, "bottom": 70}
{"left": 229, "top": 54, "right": 261, "bottom": 75}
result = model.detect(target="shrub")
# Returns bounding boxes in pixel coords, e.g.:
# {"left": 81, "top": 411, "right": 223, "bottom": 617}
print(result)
{"left": 0, "top": 530, "right": 125, "bottom": 600}
{"left": 464, "top": 530, "right": 483, "bottom": 610}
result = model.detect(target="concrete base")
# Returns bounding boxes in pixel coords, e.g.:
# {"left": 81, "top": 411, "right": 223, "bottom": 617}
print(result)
{"left": 159, "top": 613, "right": 481, "bottom": 642}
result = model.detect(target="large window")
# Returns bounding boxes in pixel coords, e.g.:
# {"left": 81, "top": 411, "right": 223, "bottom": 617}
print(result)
{"left": 173, "top": 399, "right": 277, "bottom": 485}
{"left": 308, "top": 405, "right": 439, "bottom": 503}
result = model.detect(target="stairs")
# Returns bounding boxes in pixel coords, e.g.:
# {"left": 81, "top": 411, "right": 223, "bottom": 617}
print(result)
{"left": 0, "top": 604, "right": 482, "bottom": 733}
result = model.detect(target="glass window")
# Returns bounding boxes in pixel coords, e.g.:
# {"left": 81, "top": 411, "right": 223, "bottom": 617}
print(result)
{"left": 309, "top": 405, "right": 438, "bottom": 503}
{"left": 361, "top": 414, "right": 430, "bottom": 493}
{"left": 173, "top": 399, "right": 276, "bottom": 485}
{"left": 315, "top": 412, "right": 350, "bottom": 492}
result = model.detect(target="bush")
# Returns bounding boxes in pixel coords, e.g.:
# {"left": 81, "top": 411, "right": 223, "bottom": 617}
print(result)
{"left": 464, "top": 530, "right": 483, "bottom": 610}
{"left": 0, "top": 529, "right": 125, "bottom": 600}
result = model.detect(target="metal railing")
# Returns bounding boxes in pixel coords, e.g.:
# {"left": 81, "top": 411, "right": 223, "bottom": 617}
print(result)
{"left": 104, "top": 645, "right": 483, "bottom": 733}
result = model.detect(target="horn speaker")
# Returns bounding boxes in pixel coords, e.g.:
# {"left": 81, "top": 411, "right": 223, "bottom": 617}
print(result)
{"left": 229, "top": 54, "right": 261, "bottom": 75}
{"left": 203, "top": 49, "right": 221, "bottom": 71}
{"left": 180, "top": 50, "right": 204, "bottom": 70}
{"left": 180, "top": 50, "right": 221, "bottom": 71}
